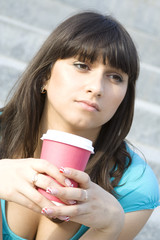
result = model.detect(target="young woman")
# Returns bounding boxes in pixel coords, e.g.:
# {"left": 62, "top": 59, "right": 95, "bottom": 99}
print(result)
{"left": 0, "top": 11, "right": 159, "bottom": 240}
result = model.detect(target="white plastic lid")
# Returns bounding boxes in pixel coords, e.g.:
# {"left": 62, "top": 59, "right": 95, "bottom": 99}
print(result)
{"left": 41, "top": 130, "right": 94, "bottom": 153}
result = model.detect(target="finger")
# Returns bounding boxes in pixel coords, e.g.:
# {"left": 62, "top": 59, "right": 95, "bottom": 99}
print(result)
{"left": 32, "top": 173, "right": 64, "bottom": 190}
{"left": 17, "top": 196, "right": 41, "bottom": 213}
{"left": 30, "top": 159, "right": 67, "bottom": 186}
{"left": 46, "top": 186, "right": 88, "bottom": 203}
{"left": 18, "top": 182, "right": 57, "bottom": 211}
{"left": 6, "top": 191, "right": 42, "bottom": 213}
{"left": 29, "top": 172, "right": 74, "bottom": 205}
{"left": 59, "top": 167, "right": 91, "bottom": 189}
{"left": 41, "top": 203, "right": 88, "bottom": 220}
{"left": 45, "top": 186, "right": 76, "bottom": 205}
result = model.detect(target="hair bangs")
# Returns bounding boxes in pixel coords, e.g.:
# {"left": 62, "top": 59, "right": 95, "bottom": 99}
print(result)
{"left": 58, "top": 22, "right": 138, "bottom": 81}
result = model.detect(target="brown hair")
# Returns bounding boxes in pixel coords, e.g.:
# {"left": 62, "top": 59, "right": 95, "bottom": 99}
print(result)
{"left": 0, "top": 11, "right": 139, "bottom": 195}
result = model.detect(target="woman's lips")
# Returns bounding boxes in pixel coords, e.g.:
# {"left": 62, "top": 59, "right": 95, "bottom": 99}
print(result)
{"left": 75, "top": 100, "right": 100, "bottom": 112}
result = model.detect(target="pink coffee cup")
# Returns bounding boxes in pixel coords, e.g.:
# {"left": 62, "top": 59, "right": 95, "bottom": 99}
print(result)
{"left": 38, "top": 130, "right": 94, "bottom": 205}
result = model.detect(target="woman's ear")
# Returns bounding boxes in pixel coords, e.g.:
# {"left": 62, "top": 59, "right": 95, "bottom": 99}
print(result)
{"left": 40, "top": 62, "right": 53, "bottom": 94}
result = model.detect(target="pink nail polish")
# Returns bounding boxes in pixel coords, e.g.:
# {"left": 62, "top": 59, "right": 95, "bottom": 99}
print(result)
{"left": 65, "top": 178, "right": 73, "bottom": 187}
{"left": 59, "top": 167, "right": 70, "bottom": 175}
{"left": 46, "top": 187, "right": 58, "bottom": 195}
{"left": 41, "top": 207, "right": 48, "bottom": 214}
{"left": 46, "top": 187, "right": 52, "bottom": 194}
{"left": 59, "top": 167, "right": 65, "bottom": 173}
{"left": 41, "top": 207, "right": 54, "bottom": 215}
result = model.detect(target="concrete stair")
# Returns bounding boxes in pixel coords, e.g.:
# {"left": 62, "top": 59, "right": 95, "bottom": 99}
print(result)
{"left": 0, "top": 1, "right": 160, "bottom": 239}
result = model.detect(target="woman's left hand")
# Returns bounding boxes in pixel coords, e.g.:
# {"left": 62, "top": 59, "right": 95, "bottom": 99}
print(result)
{"left": 41, "top": 167, "right": 124, "bottom": 233}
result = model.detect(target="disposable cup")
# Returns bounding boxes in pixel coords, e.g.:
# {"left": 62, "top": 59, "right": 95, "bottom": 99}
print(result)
{"left": 38, "top": 130, "right": 94, "bottom": 205}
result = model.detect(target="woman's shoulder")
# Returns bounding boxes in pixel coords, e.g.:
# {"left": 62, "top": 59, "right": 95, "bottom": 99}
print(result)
{"left": 114, "top": 143, "right": 160, "bottom": 212}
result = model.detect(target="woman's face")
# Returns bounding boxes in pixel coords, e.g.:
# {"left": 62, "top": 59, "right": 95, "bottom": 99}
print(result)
{"left": 43, "top": 57, "right": 128, "bottom": 140}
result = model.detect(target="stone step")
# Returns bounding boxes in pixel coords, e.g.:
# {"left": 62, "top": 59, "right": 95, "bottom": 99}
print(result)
{"left": 128, "top": 104, "right": 160, "bottom": 150}
{"left": 1, "top": 0, "right": 160, "bottom": 68}
{"left": 0, "top": 0, "right": 77, "bottom": 31}
{"left": 59, "top": 0, "right": 160, "bottom": 37}
{"left": 2, "top": 0, "right": 160, "bottom": 38}
{"left": 129, "top": 28, "right": 160, "bottom": 68}
{"left": 136, "top": 64, "right": 160, "bottom": 106}
{"left": 137, "top": 64, "right": 160, "bottom": 105}
{"left": 0, "top": 20, "right": 47, "bottom": 63}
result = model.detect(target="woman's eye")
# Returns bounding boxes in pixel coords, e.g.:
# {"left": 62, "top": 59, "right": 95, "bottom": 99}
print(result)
{"left": 106, "top": 74, "right": 123, "bottom": 83}
{"left": 73, "top": 62, "right": 90, "bottom": 71}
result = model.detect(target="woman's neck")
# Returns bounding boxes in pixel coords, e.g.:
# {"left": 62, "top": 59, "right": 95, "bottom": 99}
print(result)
{"left": 39, "top": 110, "right": 101, "bottom": 142}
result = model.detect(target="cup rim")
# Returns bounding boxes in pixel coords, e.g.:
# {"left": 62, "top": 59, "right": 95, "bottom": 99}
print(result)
{"left": 41, "top": 130, "right": 94, "bottom": 153}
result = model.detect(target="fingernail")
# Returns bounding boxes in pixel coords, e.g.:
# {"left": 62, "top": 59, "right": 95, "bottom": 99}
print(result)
{"left": 58, "top": 216, "right": 70, "bottom": 222}
{"left": 59, "top": 167, "right": 65, "bottom": 173}
{"left": 59, "top": 167, "right": 70, "bottom": 175}
{"left": 65, "top": 178, "right": 73, "bottom": 187}
{"left": 46, "top": 187, "right": 58, "bottom": 195}
{"left": 41, "top": 207, "right": 54, "bottom": 215}
{"left": 68, "top": 200, "right": 76, "bottom": 205}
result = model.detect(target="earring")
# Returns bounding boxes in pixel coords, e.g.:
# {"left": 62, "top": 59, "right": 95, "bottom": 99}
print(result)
{"left": 41, "top": 85, "right": 47, "bottom": 94}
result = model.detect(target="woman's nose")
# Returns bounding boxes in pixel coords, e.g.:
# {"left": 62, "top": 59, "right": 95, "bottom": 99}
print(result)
{"left": 85, "top": 74, "right": 104, "bottom": 97}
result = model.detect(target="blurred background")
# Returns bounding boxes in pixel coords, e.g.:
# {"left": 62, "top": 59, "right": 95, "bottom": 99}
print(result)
{"left": 0, "top": 0, "right": 160, "bottom": 239}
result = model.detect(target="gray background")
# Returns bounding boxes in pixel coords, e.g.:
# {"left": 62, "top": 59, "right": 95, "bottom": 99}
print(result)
{"left": 0, "top": 0, "right": 160, "bottom": 239}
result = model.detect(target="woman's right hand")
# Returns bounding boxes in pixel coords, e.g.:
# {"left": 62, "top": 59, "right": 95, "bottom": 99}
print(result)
{"left": 0, "top": 158, "right": 70, "bottom": 213}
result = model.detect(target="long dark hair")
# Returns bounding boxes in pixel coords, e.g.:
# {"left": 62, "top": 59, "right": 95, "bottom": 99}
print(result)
{"left": 0, "top": 11, "right": 139, "bottom": 194}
